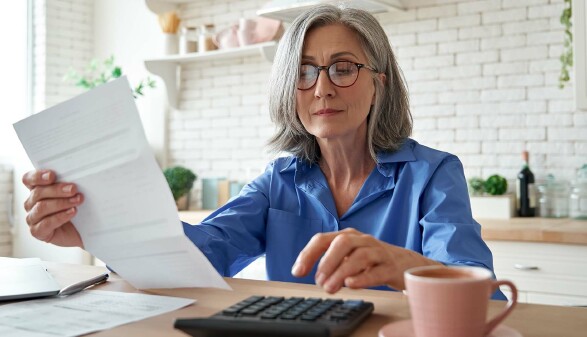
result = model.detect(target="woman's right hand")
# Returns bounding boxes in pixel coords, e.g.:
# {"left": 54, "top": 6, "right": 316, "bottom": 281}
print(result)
{"left": 22, "top": 170, "right": 84, "bottom": 248}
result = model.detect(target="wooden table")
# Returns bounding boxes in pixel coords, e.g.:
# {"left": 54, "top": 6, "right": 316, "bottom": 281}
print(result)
{"left": 32, "top": 262, "right": 587, "bottom": 337}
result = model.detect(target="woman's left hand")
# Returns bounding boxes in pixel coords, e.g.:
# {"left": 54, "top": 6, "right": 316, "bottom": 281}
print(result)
{"left": 291, "top": 228, "right": 441, "bottom": 293}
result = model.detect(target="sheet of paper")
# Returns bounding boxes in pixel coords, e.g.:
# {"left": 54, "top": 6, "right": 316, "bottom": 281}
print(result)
{"left": 0, "top": 257, "right": 42, "bottom": 266}
{"left": 0, "top": 290, "right": 195, "bottom": 337}
{"left": 13, "top": 77, "right": 230, "bottom": 290}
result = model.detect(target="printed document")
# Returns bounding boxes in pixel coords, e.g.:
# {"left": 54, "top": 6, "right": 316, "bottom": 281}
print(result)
{"left": 13, "top": 77, "right": 230, "bottom": 290}
{"left": 0, "top": 290, "right": 194, "bottom": 337}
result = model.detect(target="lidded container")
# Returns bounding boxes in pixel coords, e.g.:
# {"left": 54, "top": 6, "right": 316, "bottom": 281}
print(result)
{"left": 179, "top": 26, "right": 198, "bottom": 54}
{"left": 537, "top": 174, "right": 569, "bottom": 218}
{"left": 198, "top": 24, "right": 217, "bottom": 53}
{"left": 569, "top": 164, "right": 587, "bottom": 220}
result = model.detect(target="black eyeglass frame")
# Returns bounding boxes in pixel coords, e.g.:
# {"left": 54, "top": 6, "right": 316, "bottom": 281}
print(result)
{"left": 296, "top": 61, "right": 378, "bottom": 90}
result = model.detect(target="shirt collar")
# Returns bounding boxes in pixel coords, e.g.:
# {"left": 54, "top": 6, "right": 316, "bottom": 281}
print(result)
{"left": 375, "top": 139, "right": 417, "bottom": 177}
{"left": 279, "top": 138, "right": 418, "bottom": 175}
{"left": 376, "top": 138, "right": 417, "bottom": 164}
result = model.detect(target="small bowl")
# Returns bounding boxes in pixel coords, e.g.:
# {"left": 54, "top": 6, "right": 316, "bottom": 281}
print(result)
{"left": 252, "top": 17, "right": 284, "bottom": 44}
{"left": 213, "top": 25, "right": 239, "bottom": 49}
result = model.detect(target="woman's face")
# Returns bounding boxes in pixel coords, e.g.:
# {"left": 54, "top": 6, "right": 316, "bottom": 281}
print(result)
{"left": 296, "top": 24, "right": 378, "bottom": 143}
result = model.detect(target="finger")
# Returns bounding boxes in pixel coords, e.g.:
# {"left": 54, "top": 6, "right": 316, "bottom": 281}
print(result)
{"left": 344, "top": 264, "right": 392, "bottom": 290}
{"left": 24, "top": 183, "right": 79, "bottom": 211}
{"left": 26, "top": 194, "right": 84, "bottom": 226}
{"left": 316, "top": 231, "right": 372, "bottom": 285}
{"left": 291, "top": 232, "right": 339, "bottom": 277}
{"left": 29, "top": 208, "right": 78, "bottom": 243}
{"left": 322, "top": 247, "right": 384, "bottom": 293}
{"left": 22, "top": 170, "right": 56, "bottom": 190}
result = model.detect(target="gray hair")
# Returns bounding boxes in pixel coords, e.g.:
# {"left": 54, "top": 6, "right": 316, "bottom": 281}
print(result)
{"left": 267, "top": 4, "right": 412, "bottom": 164}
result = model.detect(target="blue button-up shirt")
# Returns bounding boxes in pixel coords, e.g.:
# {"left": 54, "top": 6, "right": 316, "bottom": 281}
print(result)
{"left": 182, "top": 139, "right": 505, "bottom": 299}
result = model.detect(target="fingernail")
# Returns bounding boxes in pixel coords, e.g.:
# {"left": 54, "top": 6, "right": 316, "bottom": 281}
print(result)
{"left": 69, "top": 195, "right": 80, "bottom": 203}
{"left": 62, "top": 185, "right": 73, "bottom": 193}
{"left": 42, "top": 172, "right": 50, "bottom": 181}
{"left": 291, "top": 263, "right": 302, "bottom": 276}
{"left": 66, "top": 208, "right": 75, "bottom": 214}
{"left": 315, "top": 273, "right": 325, "bottom": 286}
{"left": 325, "top": 282, "right": 339, "bottom": 293}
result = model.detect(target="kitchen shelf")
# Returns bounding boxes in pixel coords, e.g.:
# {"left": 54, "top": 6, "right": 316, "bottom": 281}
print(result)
{"left": 257, "top": 0, "right": 406, "bottom": 22}
{"left": 145, "top": 0, "right": 192, "bottom": 14}
{"left": 144, "top": 0, "right": 406, "bottom": 108}
{"left": 144, "top": 41, "right": 278, "bottom": 109}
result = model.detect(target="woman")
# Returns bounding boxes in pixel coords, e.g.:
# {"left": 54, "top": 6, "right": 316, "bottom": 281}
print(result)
{"left": 22, "top": 5, "right": 504, "bottom": 299}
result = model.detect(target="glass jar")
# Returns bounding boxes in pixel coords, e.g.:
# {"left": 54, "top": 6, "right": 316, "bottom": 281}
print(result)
{"left": 569, "top": 164, "right": 587, "bottom": 220}
{"left": 537, "top": 175, "right": 569, "bottom": 218}
{"left": 198, "top": 24, "right": 217, "bottom": 53}
{"left": 180, "top": 26, "right": 198, "bottom": 54}
{"left": 537, "top": 183, "right": 551, "bottom": 218}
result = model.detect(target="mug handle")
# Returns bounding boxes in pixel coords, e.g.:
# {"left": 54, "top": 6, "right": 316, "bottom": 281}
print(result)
{"left": 485, "top": 280, "right": 518, "bottom": 336}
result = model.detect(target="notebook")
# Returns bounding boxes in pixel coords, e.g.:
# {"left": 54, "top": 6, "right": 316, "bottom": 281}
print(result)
{"left": 0, "top": 258, "right": 61, "bottom": 301}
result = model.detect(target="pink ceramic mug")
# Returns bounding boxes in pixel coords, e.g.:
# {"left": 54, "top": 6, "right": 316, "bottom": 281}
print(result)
{"left": 404, "top": 265, "right": 517, "bottom": 337}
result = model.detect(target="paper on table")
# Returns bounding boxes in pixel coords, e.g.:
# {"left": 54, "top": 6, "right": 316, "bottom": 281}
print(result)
{"left": 0, "top": 290, "right": 195, "bottom": 337}
{"left": 13, "top": 77, "right": 230, "bottom": 290}
{"left": 0, "top": 257, "right": 43, "bottom": 266}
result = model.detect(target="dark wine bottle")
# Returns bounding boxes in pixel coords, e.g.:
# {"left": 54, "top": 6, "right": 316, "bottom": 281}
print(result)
{"left": 516, "top": 151, "right": 536, "bottom": 217}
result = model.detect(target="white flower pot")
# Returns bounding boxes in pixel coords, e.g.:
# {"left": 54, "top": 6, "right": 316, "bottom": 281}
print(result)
{"left": 470, "top": 194, "right": 515, "bottom": 219}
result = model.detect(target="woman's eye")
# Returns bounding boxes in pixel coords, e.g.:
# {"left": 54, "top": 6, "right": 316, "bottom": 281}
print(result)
{"left": 332, "top": 63, "right": 355, "bottom": 76}
{"left": 335, "top": 68, "right": 352, "bottom": 75}
{"left": 299, "top": 66, "right": 315, "bottom": 79}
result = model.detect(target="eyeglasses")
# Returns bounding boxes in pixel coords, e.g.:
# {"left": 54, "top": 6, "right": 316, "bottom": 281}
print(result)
{"left": 297, "top": 61, "right": 377, "bottom": 90}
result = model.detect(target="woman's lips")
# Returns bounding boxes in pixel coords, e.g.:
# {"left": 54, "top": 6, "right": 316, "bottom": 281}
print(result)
{"left": 314, "top": 108, "right": 342, "bottom": 116}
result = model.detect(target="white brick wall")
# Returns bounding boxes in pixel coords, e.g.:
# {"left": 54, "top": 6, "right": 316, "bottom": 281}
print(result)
{"left": 387, "top": 0, "right": 585, "bottom": 181}
{"left": 165, "top": 0, "right": 586, "bottom": 208}
{"left": 33, "top": 0, "right": 93, "bottom": 112}
{"left": 0, "top": 166, "right": 13, "bottom": 256}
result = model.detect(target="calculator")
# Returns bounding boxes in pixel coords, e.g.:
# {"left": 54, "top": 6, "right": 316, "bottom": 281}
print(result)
{"left": 174, "top": 295, "right": 374, "bottom": 337}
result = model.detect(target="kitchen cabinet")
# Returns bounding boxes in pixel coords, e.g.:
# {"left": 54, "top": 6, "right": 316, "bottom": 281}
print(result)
{"left": 574, "top": 0, "right": 587, "bottom": 109}
{"left": 487, "top": 240, "right": 587, "bottom": 306}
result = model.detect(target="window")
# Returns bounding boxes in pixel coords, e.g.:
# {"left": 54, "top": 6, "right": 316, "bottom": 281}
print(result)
{"left": 0, "top": 1, "right": 29, "bottom": 163}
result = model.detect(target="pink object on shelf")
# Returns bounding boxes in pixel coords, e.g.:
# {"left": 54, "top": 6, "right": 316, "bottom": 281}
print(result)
{"left": 213, "top": 17, "right": 283, "bottom": 49}
{"left": 213, "top": 25, "right": 239, "bottom": 49}
{"left": 251, "top": 17, "right": 284, "bottom": 44}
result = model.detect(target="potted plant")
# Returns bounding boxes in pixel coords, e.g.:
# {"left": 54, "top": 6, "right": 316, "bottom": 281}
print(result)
{"left": 163, "top": 166, "right": 197, "bottom": 210}
{"left": 64, "top": 56, "right": 156, "bottom": 98}
{"left": 468, "top": 174, "right": 514, "bottom": 219}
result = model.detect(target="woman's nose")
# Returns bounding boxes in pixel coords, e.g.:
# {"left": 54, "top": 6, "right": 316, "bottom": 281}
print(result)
{"left": 314, "top": 69, "right": 336, "bottom": 98}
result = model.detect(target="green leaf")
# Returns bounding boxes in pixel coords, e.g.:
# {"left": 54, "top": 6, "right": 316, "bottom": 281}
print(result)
{"left": 112, "top": 66, "right": 122, "bottom": 78}
{"left": 468, "top": 177, "right": 485, "bottom": 196}
{"left": 558, "top": 0, "right": 573, "bottom": 89}
{"left": 104, "top": 55, "right": 114, "bottom": 67}
{"left": 484, "top": 175, "right": 508, "bottom": 196}
{"left": 76, "top": 78, "right": 91, "bottom": 89}
{"left": 63, "top": 56, "right": 154, "bottom": 99}
{"left": 89, "top": 59, "right": 98, "bottom": 71}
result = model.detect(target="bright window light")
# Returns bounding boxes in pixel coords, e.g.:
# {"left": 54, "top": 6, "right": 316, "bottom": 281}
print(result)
{"left": 0, "top": 1, "right": 28, "bottom": 163}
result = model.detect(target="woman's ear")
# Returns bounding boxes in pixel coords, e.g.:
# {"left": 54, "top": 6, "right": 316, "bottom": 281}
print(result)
{"left": 371, "top": 73, "right": 387, "bottom": 105}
